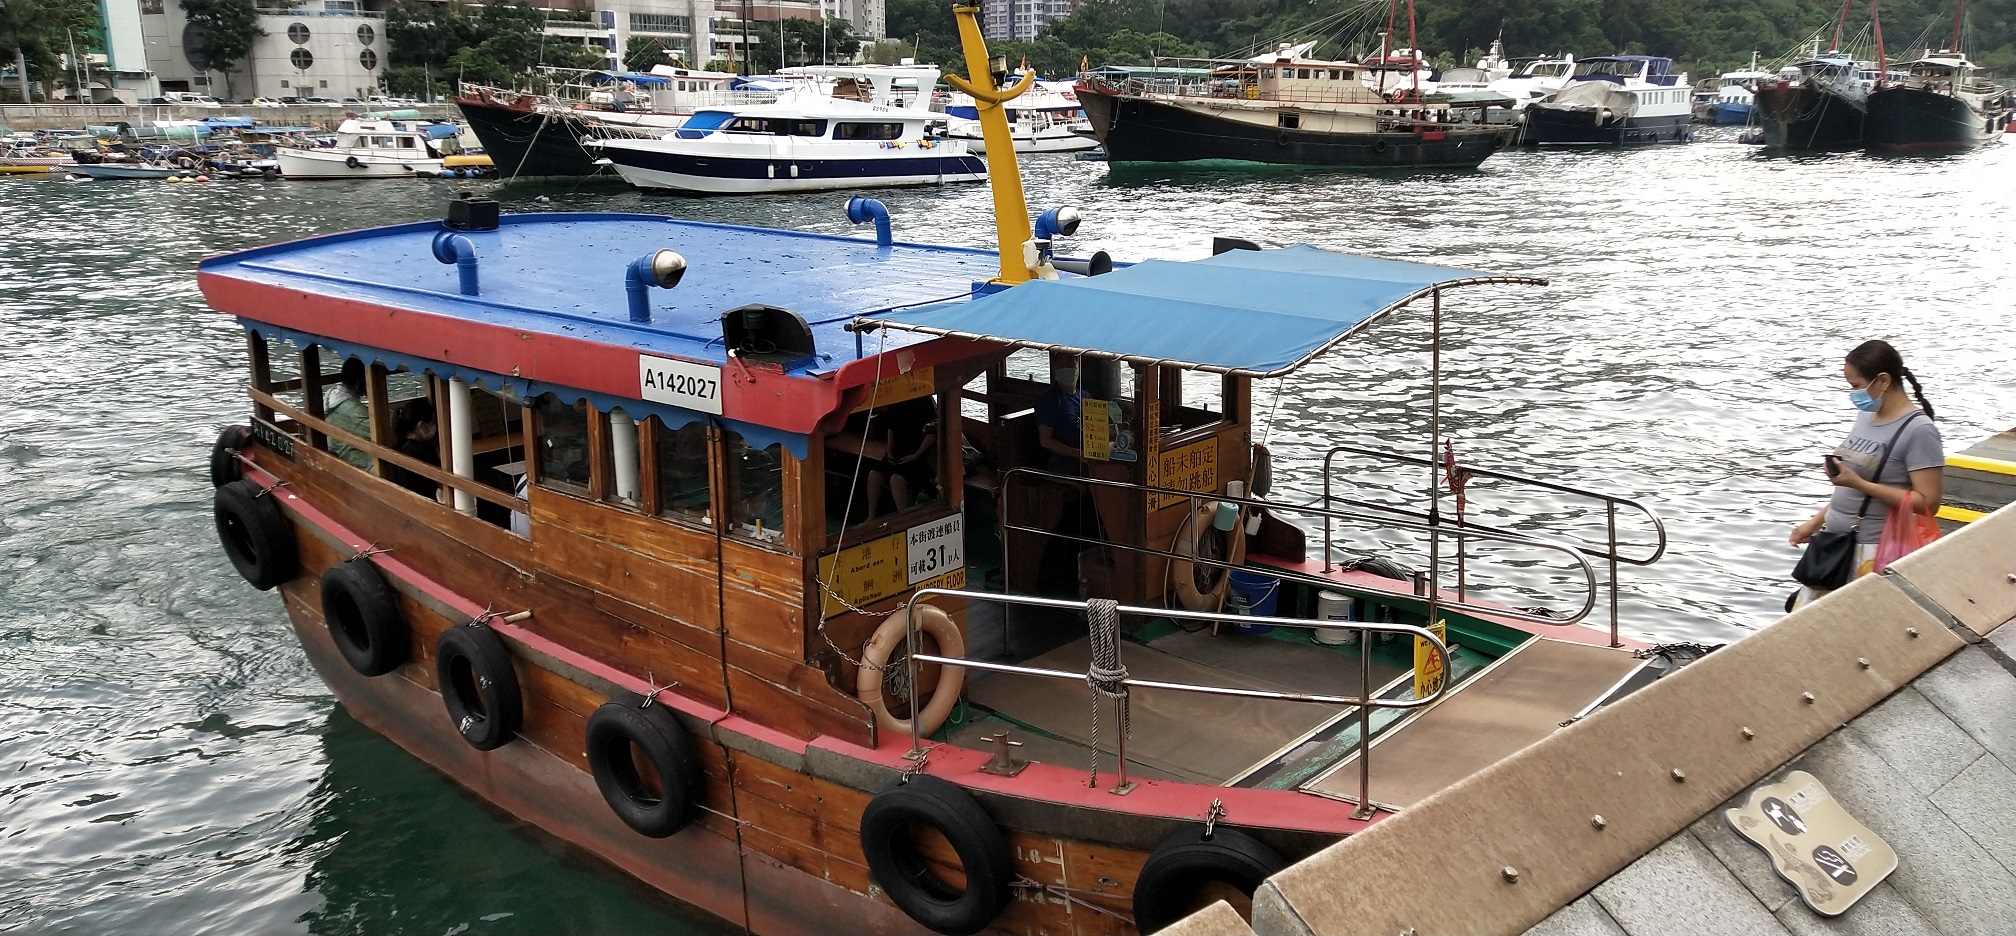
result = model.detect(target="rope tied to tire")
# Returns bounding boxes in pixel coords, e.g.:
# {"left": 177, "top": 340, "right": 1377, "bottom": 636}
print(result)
{"left": 1084, "top": 598, "right": 1128, "bottom": 786}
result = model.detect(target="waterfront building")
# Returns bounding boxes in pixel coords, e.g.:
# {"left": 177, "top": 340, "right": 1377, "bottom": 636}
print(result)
{"left": 982, "top": 0, "right": 1073, "bottom": 42}
{"left": 138, "top": 0, "right": 385, "bottom": 101}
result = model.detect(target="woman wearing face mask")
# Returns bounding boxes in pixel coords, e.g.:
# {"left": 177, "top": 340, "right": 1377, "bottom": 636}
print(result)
{"left": 1789, "top": 340, "right": 1943, "bottom": 606}
{"left": 1035, "top": 352, "right": 1084, "bottom": 474}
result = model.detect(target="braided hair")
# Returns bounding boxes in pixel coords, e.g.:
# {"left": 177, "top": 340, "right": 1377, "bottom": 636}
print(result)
{"left": 1845, "top": 340, "right": 1936, "bottom": 421}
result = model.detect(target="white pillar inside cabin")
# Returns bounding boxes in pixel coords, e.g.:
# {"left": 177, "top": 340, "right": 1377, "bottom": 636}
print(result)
{"left": 609, "top": 409, "right": 640, "bottom": 506}
{"left": 449, "top": 378, "right": 476, "bottom": 515}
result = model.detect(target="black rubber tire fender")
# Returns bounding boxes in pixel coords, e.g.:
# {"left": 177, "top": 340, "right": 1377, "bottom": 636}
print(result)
{"left": 320, "top": 560, "right": 407, "bottom": 677}
{"left": 1372, "top": 137, "right": 1389, "bottom": 154}
{"left": 435, "top": 623, "right": 522, "bottom": 751}
{"left": 213, "top": 478, "right": 297, "bottom": 590}
{"left": 345, "top": 155, "right": 364, "bottom": 169}
{"left": 210, "top": 424, "right": 251, "bottom": 487}
{"left": 1132, "top": 826, "right": 1286, "bottom": 935}
{"left": 585, "top": 699, "right": 702, "bottom": 838}
{"left": 859, "top": 774, "right": 1011, "bottom": 936}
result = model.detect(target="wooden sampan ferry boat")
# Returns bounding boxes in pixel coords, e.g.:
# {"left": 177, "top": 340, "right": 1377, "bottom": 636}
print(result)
{"left": 198, "top": 9, "right": 1693, "bottom": 934}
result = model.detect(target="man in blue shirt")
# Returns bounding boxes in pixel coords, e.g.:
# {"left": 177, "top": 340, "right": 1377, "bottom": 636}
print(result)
{"left": 1034, "top": 353, "right": 1083, "bottom": 474}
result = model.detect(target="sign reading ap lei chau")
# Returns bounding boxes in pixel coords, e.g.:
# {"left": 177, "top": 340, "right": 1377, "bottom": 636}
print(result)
{"left": 638, "top": 354, "right": 723, "bottom": 415}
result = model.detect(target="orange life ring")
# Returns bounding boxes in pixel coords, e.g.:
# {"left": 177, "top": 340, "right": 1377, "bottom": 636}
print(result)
{"left": 857, "top": 604, "right": 966, "bottom": 736}
{"left": 1171, "top": 502, "right": 1243, "bottom": 612}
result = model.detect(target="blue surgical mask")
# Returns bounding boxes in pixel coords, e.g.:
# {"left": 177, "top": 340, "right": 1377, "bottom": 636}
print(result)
{"left": 1848, "top": 386, "right": 1880, "bottom": 412}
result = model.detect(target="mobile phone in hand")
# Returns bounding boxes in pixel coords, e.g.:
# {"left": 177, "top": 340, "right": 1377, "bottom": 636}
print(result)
{"left": 1824, "top": 455, "right": 1842, "bottom": 478}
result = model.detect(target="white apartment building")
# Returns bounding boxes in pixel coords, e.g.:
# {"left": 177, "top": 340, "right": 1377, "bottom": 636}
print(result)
{"left": 828, "top": 0, "right": 884, "bottom": 41}
{"left": 139, "top": 0, "right": 386, "bottom": 100}
{"left": 982, "top": 0, "right": 1074, "bottom": 42}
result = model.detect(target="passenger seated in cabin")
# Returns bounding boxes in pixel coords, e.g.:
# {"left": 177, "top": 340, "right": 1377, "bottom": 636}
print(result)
{"left": 385, "top": 399, "right": 440, "bottom": 498}
{"left": 865, "top": 395, "right": 939, "bottom": 517}
{"left": 325, "top": 358, "right": 372, "bottom": 470}
{"left": 1034, "top": 352, "right": 1085, "bottom": 474}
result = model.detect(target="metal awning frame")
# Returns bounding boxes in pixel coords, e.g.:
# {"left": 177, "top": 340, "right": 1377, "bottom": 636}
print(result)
{"left": 850, "top": 275, "right": 1548, "bottom": 380}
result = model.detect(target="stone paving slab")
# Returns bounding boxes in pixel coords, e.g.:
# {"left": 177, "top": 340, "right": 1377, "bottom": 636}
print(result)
{"left": 1788, "top": 729, "right": 2016, "bottom": 935}
{"left": 1590, "top": 835, "right": 1793, "bottom": 936}
{"left": 1687, "top": 806, "right": 1798, "bottom": 914}
{"left": 1843, "top": 685, "right": 1985, "bottom": 795}
{"left": 1929, "top": 752, "right": 2016, "bottom": 879}
{"left": 1913, "top": 646, "right": 2016, "bottom": 766}
{"left": 1771, "top": 881, "right": 1939, "bottom": 936}
{"left": 1524, "top": 896, "right": 1627, "bottom": 936}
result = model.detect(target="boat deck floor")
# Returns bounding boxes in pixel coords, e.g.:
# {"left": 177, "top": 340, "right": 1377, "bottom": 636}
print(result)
{"left": 1304, "top": 637, "right": 1643, "bottom": 810}
{"left": 964, "top": 629, "right": 1405, "bottom": 785}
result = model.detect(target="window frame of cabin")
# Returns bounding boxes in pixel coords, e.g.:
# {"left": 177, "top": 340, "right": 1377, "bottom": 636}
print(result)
{"left": 648, "top": 415, "right": 717, "bottom": 526}
{"left": 530, "top": 392, "right": 595, "bottom": 497}
{"left": 826, "top": 390, "right": 949, "bottom": 541}
{"left": 722, "top": 429, "right": 792, "bottom": 549}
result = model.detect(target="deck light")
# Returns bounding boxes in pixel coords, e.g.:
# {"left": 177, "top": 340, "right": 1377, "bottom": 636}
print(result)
{"left": 625, "top": 250, "right": 686, "bottom": 323}
{"left": 1033, "top": 206, "right": 1082, "bottom": 240}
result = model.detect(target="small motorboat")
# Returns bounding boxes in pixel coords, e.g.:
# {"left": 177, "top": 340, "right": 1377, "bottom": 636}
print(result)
{"left": 275, "top": 117, "right": 462, "bottom": 179}
{"left": 69, "top": 162, "right": 183, "bottom": 180}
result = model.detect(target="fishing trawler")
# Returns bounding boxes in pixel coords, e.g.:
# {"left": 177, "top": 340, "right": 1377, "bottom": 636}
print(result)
{"left": 1752, "top": 53, "right": 1880, "bottom": 150}
{"left": 1864, "top": 51, "right": 2009, "bottom": 151}
{"left": 201, "top": 6, "right": 1693, "bottom": 935}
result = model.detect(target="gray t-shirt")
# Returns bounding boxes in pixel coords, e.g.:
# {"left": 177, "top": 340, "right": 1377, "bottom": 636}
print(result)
{"left": 1824, "top": 409, "right": 1943, "bottom": 543}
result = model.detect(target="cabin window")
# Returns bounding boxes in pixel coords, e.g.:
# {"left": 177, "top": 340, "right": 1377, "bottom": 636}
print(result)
{"left": 370, "top": 135, "right": 394, "bottom": 147}
{"left": 1278, "top": 113, "right": 1300, "bottom": 129}
{"left": 790, "top": 119, "right": 828, "bottom": 137}
{"left": 835, "top": 122, "right": 904, "bottom": 141}
{"left": 1160, "top": 368, "right": 1226, "bottom": 435}
{"left": 533, "top": 393, "right": 592, "bottom": 494}
{"left": 382, "top": 368, "right": 443, "bottom": 501}
{"left": 727, "top": 117, "right": 777, "bottom": 133}
{"left": 1297, "top": 68, "right": 1311, "bottom": 79}
{"left": 399, "top": 137, "right": 415, "bottom": 148}
{"left": 654, "top": 418, "right": 712, "bottom": 520}
{"left": 724, "top": 431, "right": 786, "bottom": 542}
{"left": 831, "top": 393, "right": 942, "bottom": 531}
{"left": 1259, "top": 67, "right": 1273, "bottom": 79}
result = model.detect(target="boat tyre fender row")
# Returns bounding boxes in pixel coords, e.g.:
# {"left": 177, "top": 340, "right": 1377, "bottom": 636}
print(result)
{"left": 856, "top": 605, "right": 966, "bottom": 737}
{"left": 436, "top": 623, "right": 523, "bottom": 751}
{"left": 860, "top": 774, "right": 1012, "bottom": 936}
{"left": 321, "top": 560, "right": 408, "bottom": 677}
{"left": 213, "top": 479, "right": 298, "bottom": 591}
{"left": 1132, "top": 825, "right": 1287, "bottom": 934}
{"left": 585, "top": 698, "right": 702, "bottom": 837}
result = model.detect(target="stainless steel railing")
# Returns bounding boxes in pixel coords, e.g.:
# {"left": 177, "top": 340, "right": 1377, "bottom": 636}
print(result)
{"left": 897, "top": 588, "right": 1450, "bottom": 816}
{"left": 998, "top": 467, "right": 1600, "bottom": 630}
{"left": 1320, "top": 443, "right": 1667, "bottom": 648}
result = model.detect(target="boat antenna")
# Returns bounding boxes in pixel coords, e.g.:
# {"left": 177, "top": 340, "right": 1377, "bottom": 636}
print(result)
{"left": 948, "top": 5, "right": 1036, "bottom": 284}
{"left": 1831, "top": 0, "right": 1852, "bottom": 52}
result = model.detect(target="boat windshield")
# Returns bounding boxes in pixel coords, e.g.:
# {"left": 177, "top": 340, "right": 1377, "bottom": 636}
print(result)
{"left": 1525, "top": 62, "right": 1572, "bottom": 78}
{"left": 1574, "top": 60, "right": 1641, "bottom": 80}
{"left": 674, "top": 111, "right": 738, "bottom": 138}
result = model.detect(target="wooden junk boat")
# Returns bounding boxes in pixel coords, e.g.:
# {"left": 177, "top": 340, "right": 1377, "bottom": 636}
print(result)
{"left": 199, "top": 8, "right": 1693, "bottom": 934}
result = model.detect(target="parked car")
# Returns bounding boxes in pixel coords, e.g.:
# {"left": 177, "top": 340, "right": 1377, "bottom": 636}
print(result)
{"left": 339, "top": 97, "right": 368, "bottom": 106}
{"left": 302, "top": 96, "right": 339, "bottom": 105}
{"left": 278, "top": 96, "right": 303, "bottom": 105}
{"left": 250, "top": 97, "right": 284, "bottom": 106}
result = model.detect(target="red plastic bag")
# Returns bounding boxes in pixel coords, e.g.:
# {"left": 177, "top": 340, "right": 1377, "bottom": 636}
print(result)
{"left": 1873, "top": 491, "right": 1941, "bottom": 573}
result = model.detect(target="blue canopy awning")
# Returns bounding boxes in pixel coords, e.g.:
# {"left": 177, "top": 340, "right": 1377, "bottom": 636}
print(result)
{"left": 856, "top": 244, "right": 1544, "bottom": 377}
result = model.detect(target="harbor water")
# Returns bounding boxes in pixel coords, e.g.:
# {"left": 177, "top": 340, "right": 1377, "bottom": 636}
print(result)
{"left": 2, "top": 139, "right": 2012, "bottom": 933}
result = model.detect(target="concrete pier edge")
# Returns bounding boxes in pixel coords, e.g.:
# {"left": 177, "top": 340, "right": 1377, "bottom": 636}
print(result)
{"left": 1167, "top": 502, "right": 2014, "bottom": 936}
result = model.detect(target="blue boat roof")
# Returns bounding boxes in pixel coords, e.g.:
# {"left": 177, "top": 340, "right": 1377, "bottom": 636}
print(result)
{"left": 198, "top": 211, "right": 1000, "bottom": 376}
{"left": 859, "top": 245, "right": 1544, "bottom": 376}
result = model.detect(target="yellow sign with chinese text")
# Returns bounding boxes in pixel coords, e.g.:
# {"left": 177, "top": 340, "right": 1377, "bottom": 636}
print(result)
{"left": 1082, "top": 398, "right": 1111, "bottom": 461}
{"left": 1152, "top": 437, "right": 1218, "bottom": 510}
{"left": 817, "top": 531, "right": 908, "bottom": 616}
{"left": 851, "top": 366, "right": 936, "bottom": 412}
{"left": 1413, "top": 618, "right": 1448, "bottom": 699}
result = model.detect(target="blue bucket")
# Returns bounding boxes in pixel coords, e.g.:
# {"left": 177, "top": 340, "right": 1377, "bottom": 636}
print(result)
{"left": 1227, "top": 570, "right": 1280, "bottom": 633}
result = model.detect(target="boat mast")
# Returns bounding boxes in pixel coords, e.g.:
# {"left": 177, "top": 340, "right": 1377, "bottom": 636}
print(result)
{"left": 1407, "top": 0, "right": 1419, "bottom": 98}
{"left": 948, "top": 5, "right": 1036, "bottom": 283}
{"left": 1872, "top": 0, "right": 1887, "bottom": 82}
{"left": 1381, "top": 0, "right": 1396, "bottom": 93}
{"left": 1949, "top": 0, "right": 1965, "bottom": 53}
{"left": 1830, "top": 0, "right": 1852, "bottom": 52}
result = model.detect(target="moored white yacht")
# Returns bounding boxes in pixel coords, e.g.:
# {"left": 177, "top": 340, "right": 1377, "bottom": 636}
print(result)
{"left": 1523, "top": 55, "right": 1694, "bottom": 144}
{"left": 590, "top": 94, "right": 985, "bottom": 194}
{"left": 275, "top": 117, "right": 463, "bottom": 179}
{"left": 944, "top": 77, "right": 1096, "bottom": 154}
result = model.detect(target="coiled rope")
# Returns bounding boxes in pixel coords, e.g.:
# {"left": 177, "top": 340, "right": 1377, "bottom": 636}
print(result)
{"left": 1084, "top": 598, "right": 1129, "bottom": 786}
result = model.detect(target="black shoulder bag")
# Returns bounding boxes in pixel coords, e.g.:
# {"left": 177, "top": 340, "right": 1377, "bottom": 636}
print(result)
{"left": 1792, "top": 411, "right": 1920, "bottom": 590}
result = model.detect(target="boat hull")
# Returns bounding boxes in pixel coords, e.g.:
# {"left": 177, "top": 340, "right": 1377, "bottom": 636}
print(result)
{"left": 1864, "top": 86, "right": 2005, "bottom": 152}
{"left": 277, "top": 147, "right": 444, "bottom": 179}
{"left": 70, "top": 163, "right": 179, "bottom": 179}
{"left": 600, "top": 145, "right": 987, "bottom": 194}
{"left": 456, "top": 96, "right": 618, "bottom": 179}
{"left": 1520, "top": 107, "right": 1690, "bottom": 145}
{"left": 1751, "top": 84, "right": 1865, "bottom": 150}
{"left": 1711, "top": 101, "right": 1752, "bottom": 125}
{"left": 1078, "top": 89, "right": 1506, "bottom": 168}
